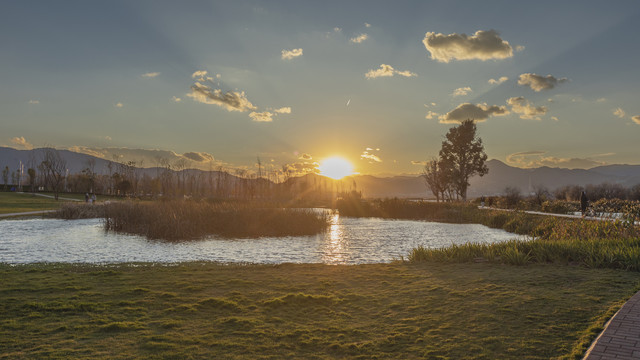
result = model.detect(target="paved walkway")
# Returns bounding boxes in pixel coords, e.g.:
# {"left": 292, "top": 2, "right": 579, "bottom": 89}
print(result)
{"left": 478, "top": 206, "right": 639, "bottom": 225}
{"left": 584, "top": 291, "right": 640, "bottom": 359}
{"left": 19, "top": 192, "right": 81, "bottom": 202}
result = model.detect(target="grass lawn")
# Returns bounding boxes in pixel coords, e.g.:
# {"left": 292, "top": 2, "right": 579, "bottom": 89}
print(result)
{"left": 1, "top": 262, "right": 639, "bottom": 359}
{"left": 0, "top": 192, "right": 125, "bottom": 215}
{"left": 0, "top": 192, "right": 64, "bottom": 214}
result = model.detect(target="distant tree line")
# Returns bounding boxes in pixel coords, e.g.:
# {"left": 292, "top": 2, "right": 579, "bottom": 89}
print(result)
{"left": 1, "top": 148, "right": 358, "bottom": 204}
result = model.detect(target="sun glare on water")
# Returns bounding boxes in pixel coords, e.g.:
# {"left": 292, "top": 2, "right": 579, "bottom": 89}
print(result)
{"left": 319, "top": 157, "right": 354, "bottom": 180}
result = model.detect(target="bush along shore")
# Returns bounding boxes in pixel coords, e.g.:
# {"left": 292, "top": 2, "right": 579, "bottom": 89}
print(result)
{"left": 53, "top": 201, "right": 329, "bottom": 240}
{"left": 337, "top": 198, "right": 640, "bottom": 270}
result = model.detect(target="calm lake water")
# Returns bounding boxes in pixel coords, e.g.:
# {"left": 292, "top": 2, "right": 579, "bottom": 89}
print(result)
{"left": 0, "top": 214, "right": 518, "bottom": 265}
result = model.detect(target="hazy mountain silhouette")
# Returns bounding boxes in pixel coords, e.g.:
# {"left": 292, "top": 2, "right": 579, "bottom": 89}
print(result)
{"left": 2, "top": 147, "right": 639, "bottom": 198}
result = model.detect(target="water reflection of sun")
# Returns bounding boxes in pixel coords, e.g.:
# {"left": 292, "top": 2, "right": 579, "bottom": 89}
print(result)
{"left": 324, "top": 213, "right": 345, "bottom": 263}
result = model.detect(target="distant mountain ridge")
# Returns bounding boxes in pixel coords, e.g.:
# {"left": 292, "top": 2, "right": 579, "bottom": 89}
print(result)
{"left": 2, "top": 147, "right": 640, "bottom": 198}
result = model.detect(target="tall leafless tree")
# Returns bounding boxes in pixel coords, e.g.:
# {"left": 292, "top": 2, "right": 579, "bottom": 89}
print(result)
{"left": 40, "top": 148, "right": 67, "bottom": 200}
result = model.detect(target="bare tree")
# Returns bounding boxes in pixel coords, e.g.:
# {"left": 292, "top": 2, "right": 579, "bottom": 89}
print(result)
{"left": 2, "top": 166, "right": 8, "bottom": 191}
{"left": 422, "top": 158, "right": 449, "bottom": 202}
{"left": 531, "top": 184, "right": 550, "bottom": 206}
{"left": 40, "top": 148, "right": 67, "bottom": 200}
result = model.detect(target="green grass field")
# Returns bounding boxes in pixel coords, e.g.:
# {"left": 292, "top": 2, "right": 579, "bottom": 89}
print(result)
{"left": 0, "top": 192, "right": 64, "bottom": 214}
{"left": 1, "top": 262, "right": 639, "bottom": 359}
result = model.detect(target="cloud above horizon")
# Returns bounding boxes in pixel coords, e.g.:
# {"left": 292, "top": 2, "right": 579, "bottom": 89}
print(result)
{"left": 425, "top": 111, "right": 439, "bottom": 120}
{"left": 360, "top": 148, "right": 382, "bottom": 163}
{"left": 422, "top": 29, "right": 513, "bottom": 63}
{"left": 273, "top": 107, "right": 291, "bottom": 114}
{"left": 506, "top": 151, "right": 605, "bottom": 169}
{"left": 67, "top": 146, "right": 224, "bottom": 170}
{"left": 518, "top": 73, "right": 568, "bottom": 92}
{"left": 507, "top": 97, "right": 548, "bottom": 120}
{"left": 613, "top": 107, "right": 626, "bottom": 118}
{"left": 488, "top": 76, "right": 508, "bottom": 85}
{"left": 182, "top": 151, "right": 215, "bottom": 162}
{"left": 10, "top": 136, "right": 33, "bottom": 150}
{"left": 438, "top": 103, "right": 508, "bottom": 124}
{"left": 350, "top": 33, "right": 368, "bottom": 43}
{"left": 248, "top": 111, "right": 274, "bottom": 122}
{"left": 281, "top": 48, "right": 303, "bottom": 60}
{"left": 365, "top": 64, "right": 417, "bottom": 79}
{"left": 452, "top": 86, "right": 472, "bottom": 97}
{"left": 187, "top": 82, "right": 256, "bottom": 112}
{"left": 142, "top": 72, "right": 160, "bottom": 78}
{"left": 632, "top": 115, "right": 640, "bottom": 125}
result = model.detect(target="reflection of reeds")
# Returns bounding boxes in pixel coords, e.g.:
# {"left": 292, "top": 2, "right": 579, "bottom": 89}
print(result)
{"left": 102, "top": 201, "right": 328, "bottom": 240}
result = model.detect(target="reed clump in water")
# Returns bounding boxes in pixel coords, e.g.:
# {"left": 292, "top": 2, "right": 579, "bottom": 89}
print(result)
{"left": 52, "top": 202, "right": 106, "bottom": 219}
{"left": 103, "top": 200, "right": 328, "bottom": 240}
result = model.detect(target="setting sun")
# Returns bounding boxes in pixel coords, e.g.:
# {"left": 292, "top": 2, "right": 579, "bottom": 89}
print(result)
{"left": 318, "top": 157, "right": 354, "bottom": 180}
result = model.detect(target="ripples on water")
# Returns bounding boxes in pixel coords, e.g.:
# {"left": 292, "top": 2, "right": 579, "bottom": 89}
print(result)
{"left": 0, "top": 214, "right": 518, "bottom": 265}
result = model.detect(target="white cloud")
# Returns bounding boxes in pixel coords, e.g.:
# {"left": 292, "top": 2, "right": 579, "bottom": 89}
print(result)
{"left": 67, "top": 146, "right": 228, "bottom": 171}
{"left": 274, "top": 107, "right": 291, "bottom": 114}
{"left": 10, "top": 136, "right": 33, "bottom": 150}
{"left": 422, "top": 29, "right": 513, "bottom": 63}
{"left": 517, "top": 73, "right": 568, "bottom": 92}
{"left": 551, "top": 116, "right": 559, "bottom": 121}
{"left": 142, "top": 72, "right": 160, "bottom": 78}
{"left": 182, "top": 152, "right": 215, "bottom": 162}
{"left": 333, "top": 27, "right": 342, "bottom": 33}
{"left": 28, "top": 99, "right": 39, "bottom": 104}
{"left": 507, "top": 96, "right": 548, "bottom": 120}
{"left": 350, "top": 33, "right": 368, "bottom": 43}
{"left": 187, "top": 82, "right": 256, "bottom": 112}
{"left": 172, "top": 96, "right": 182, "bottom": 102}
{"left": 632, "top": 115, "right": 640, "bottom": 125}
{"left": 281, "top": 48, "right": 303, "bottom": 60}
{"left": 365, "top": 64, "right": 416, "bottom": 79}
{"left": 488, "top": 76, "right": 508, "bottom": 85}
{"left": 515, "top": 45, "right": 525, "bottom": 52}
{"left": 439, "top": 103, "right": 508, "bottom": 124}
{"left": 192, "top": 70, "right": 208, "bottom": 79}
{"left": 115, "top": 102, "right": 124, "bottom": 108}
{"left": 248, "top": 111, "right": 274, "bottom": 122}
{"left": 613, "top": 107, "right": 626, "bottom": 118}
{"left": 596, "top": 97, "right": 607, "bottom": 102}
{"left": 425, "top": 111, "right": 439, "bottom": 120}
{"left": 361, "top": 150, "right": 382, "bottom": 163}
{"left": 365, "top": 23, "right": 371, "bottom": 28}
{"left": 506, "top": 151, "right": 605, "bottom": 169}
{"left": 104, "top": 136, "right": 112, "bottom": 141}
{"left": 452, "top": 86, "right": 472, "bottom": 97}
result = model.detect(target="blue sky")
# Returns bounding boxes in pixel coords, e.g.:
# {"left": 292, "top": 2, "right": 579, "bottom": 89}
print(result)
{"left": 2, "top": 0, "right": 639, "bottom": 176}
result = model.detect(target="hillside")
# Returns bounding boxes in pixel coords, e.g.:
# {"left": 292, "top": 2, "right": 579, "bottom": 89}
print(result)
{"left": 2, "top": 147, "right": 640, "bottom": 198}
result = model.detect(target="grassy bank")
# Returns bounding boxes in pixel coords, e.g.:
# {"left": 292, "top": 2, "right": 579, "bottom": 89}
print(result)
{"left": 100, "top": 201, "right": 329, "bottom": 239}
{"left": 0, "top": 192, "right": 62, "bottom": 214}
{"left": 1, "top": 262, "right": 639, "bottom": 359}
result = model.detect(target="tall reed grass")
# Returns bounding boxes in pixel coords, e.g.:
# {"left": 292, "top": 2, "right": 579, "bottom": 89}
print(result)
{"left": 52, "top": 202, "right": 106, "bottom": 219}
{"left": 102, "top": 200, "right": 328, "bottom": 240}
{"left": 409, "top": 237, "right": 640, "bottom": 271}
